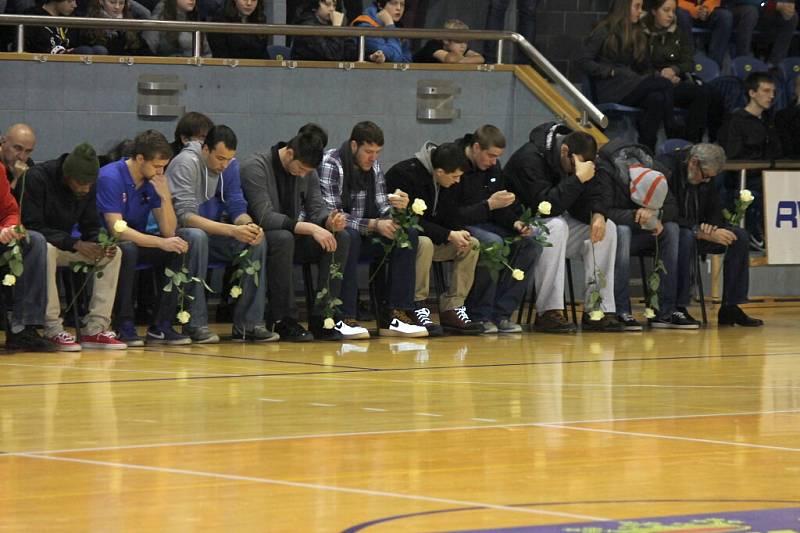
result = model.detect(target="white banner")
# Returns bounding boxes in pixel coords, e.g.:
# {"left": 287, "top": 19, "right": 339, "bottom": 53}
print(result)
{"left": 764, "top": 171, "right": 800, "bottom": 265}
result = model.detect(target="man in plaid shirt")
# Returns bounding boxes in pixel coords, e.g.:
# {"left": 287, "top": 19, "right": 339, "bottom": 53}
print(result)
{"left": 318, "top": 122, "right": 428, "bottom": 338}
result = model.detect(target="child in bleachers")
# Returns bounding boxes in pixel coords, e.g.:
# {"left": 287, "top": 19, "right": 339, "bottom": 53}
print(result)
{"left": 79, "top": 0, "right": 153, "bottom": 55}
{"left": 413, "top": 19, "right": 485, "bottom": 64}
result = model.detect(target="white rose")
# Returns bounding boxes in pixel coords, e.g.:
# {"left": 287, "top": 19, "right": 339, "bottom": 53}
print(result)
{"left": 176, "top": 310, "right": 191, "bottom": 324}
{"left": 644, "top": 308, "right": 656, "bottom": 319}
{"left": 113, "top": 219, "right": 128, "bottom": 234}
{"left": 537, "top": 201, "right": 552, "bottom": 216}
{"left": 411, "top": 198, "right": 427, "bottom": 216}
{"left": 2, "top": 274, "right": 16, "bottom": 286}
{"left": 229, "top": 285, "right": 243, "bottom": 299}
{"left": 511, "top": 268, "right": 525, "bottom": 281}
{"left": 323, "top": 317, "right": 335, "bottom": 330}
{"left": 739, "top": 189, "right": 754, "bottom": 203}
{"left": 589, "top": 309, "right": 605, "bottom": 321}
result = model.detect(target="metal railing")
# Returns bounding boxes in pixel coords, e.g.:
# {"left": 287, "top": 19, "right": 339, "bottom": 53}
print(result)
{"left": 0, "top": 14, "right": 608, "bottom": 128}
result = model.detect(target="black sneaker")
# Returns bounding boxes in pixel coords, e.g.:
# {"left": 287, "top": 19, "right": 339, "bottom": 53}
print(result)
{"left": 412, "top": 302, "right": 444, "bottom": 337}
{"left": 676, "top": 307, "right": 701, "bottom": 325}
{"left": 5, "top": 326, "right": 57, "bottom": 352}
{"left": 718, "top": 305, "right": 763, "bottom": 327}
{"left": 649, "top": 310, "right": 701, "bottom": 329}
{"left": 231, "top": 324, "right": 280, "bottom": 342}
{"left": 273, "top": 316, "right": 313, "bottom": 342}
{"left": 581, "top": 312, "right": 624, "bottom": 332}
{"left": 616, "top": 313, "right": 643, "bottom": 331}
{"left": 309, "top": 316, "right": 344, "bottom": 341}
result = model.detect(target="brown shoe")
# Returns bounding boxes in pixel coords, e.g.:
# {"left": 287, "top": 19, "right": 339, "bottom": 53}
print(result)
{"left": 534, "top": 310, "right": 577, "bottom": 334}
{"left": 439, "top": 306, "right": 484, "bottom": 336}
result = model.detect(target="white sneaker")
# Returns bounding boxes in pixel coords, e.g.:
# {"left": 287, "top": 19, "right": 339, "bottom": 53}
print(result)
{"left": 481, "top": 321, "right": 499, "bottom": 334}
{"left": 380, "top": 310, "right": 428, "bottom": 338}
{"left": 497, "top": 319, "right": 522, "bottom": 333}
{"left": 335, "top": 319, "right": 370, "bottom": 340}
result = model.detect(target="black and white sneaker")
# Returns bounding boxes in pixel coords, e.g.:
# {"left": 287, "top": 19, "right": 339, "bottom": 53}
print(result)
{"left": 274, "top": 317, "right": 313, "bottom": 342}
{"left": 335, "top": 318, "right": 370, "bottom": 340}
{"left": 649, "top": 310, "right": 701, "bottom": 329}
{"left": 379, "top": 309, "right": 428, "bottom": 338}
{"left": 616, "top": 313, "right": 643, "bottom": 331}
{"left": 412, "top": 303, "right": 443, "bottom": 337}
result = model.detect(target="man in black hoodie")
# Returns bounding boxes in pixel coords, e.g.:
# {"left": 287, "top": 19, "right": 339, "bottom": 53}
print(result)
{"left": 657, "top": 143, "right": 762, "bottom": 327}
{"left": 385, "top": 142, "right": 484, "bottom": 336}
{"left": 450, "top": 125, "right": 540, "bottom": 334}
{"left": 504, "top": 122, "right": 621, "bottom": 332}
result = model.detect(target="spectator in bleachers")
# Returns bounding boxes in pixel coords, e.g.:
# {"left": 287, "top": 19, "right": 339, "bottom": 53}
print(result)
{"left": 207, "top": 0, "right": 268, "bottom": 59}
{"left": 643, "top": 0, "right": 723, "bottom": 142}
{"left": 166, "top": 125, "right": 275, "bottom": 343}
{"left": 0, "top": 164, "right": 52, "bottom": 352}
{"left": 291, "top": 0, "right": 360, "bottom": 62}
{"left": 504, "top": 122, "right": 622, "bottom": 333}
{"left": 448, "top": 125, "right": 538, "bottom": 334}
{"left": 413, "top": 19, "right": 485, "bottom": 64}
{"left": 22, "top": 143, "right": 128, "bottom": 351}
{"left": 775, "top": 76, "right": 800, "bottom": 157}
{"left": 384, "top": 142, "right": 484, "bottom": 336}
{"left": 23, "top": 0, "right": 102, "bottom": 54}
{"left": 143, "top": 0, "right": 211, "bottom": 57}
{"left": 718, "top": 71, "right": 782, "bottom": 249}
{"left": 1, "top": 123, "right": 36, "bottom": 195}
{"left": 352, "top": 0, "right": 411, "bottom": 63}
{"left": 484, "top": 0, "right": 538, "bottom": 64}
{"left": 79, "top": 0, "right": 153, "bottom": 55}
{"left": 658, "top": 142, "right": 763, "bottom": 327}
{"left": 676, "top": 1, "right": 732, "bottom": 68}
{"left": 240, "top": 125, "right": 350, "bottom": 342}
{"left": 318, "top": 121, "right": 428, "bottom": 338}
{"left": 579, "top": 0, "right": 680, "bottom": 151}
{"left": 96, "top": 130, "right": 192, "bottom": 346}
{"left": 730, "top": 0, "right": 798, "bottom": 65}
{"left": 170, "top": 111, "right": 214, "bottom": 158}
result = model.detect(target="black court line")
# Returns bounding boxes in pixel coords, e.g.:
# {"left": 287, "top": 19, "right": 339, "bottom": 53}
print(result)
{"left": 0, "top": 349, "right": 799, "bottom": 389}
{"left": 139, "top": 347, "right": 377, "bottom": 370}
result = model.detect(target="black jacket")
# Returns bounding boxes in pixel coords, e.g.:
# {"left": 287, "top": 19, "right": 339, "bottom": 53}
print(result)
{"left": 718, "top": 108, "right": 783, "bottom": 160}
{"left": 207, "top": 13, "right": 268, "bottom": 59}
{"left": 23, "top": 6, "right": 78, "bottom": 54}
{"left": 385, "top": 147, "right": 457, "bottom": 246}
{"left": 598, "top": 139, "right": 679, "bottom": 227}
{"left": 291, "top": 12, "right": 357, "bottom": 61}
{"left": 447, "top": 133, "right": 519, "bottom": 230}
{"left": 657, "top": 148, "right": 725, "bottom": 230}
{"left": 21, "top": 154, "right": 101, "bottom": 251}
{"left": 503, "top": 122, "right": 612, "bottom": 225}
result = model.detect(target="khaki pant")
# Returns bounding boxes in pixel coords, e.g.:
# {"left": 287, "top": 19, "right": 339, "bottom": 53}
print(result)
{"left": 45, "top": 244, "right": 121, "bottom": 337}
{"left": 414, "top": 236, "right": 479, "bottom": 311}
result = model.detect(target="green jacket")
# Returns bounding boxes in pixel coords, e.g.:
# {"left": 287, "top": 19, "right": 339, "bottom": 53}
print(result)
{"left": 643, "top": 19, "right": 694, "bottom": 77}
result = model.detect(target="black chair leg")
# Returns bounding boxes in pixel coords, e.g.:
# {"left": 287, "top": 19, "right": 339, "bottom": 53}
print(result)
{"left": 565, "top": 259, "right": 577, "bottom": 325}
{"left": 639, "top": 254, "right": 650, "bottom": 307}
{"left": 696, "top": 254, "right": 708, "bottom": 325}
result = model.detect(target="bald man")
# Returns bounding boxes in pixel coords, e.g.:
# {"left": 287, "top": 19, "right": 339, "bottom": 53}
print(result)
{"left": 1, "top": 124, "right": 37, "bottom": 193}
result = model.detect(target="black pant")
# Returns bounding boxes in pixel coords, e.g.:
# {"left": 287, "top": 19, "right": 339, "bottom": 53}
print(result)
{"left": 620, "top": 75, "right": 677, "bottom": 151}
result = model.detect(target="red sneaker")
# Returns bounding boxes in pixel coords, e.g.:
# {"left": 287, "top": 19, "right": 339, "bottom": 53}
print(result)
{"left": 81, "top": 331, "right": 128, "bottom": 350}
{"left": 48, "top": 331, "right": 82, "bottom": 352}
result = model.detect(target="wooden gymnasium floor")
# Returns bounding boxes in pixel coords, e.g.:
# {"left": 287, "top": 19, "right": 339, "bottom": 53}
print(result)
{"left": 1, "top": 305, "right": 799, "bottom": 532}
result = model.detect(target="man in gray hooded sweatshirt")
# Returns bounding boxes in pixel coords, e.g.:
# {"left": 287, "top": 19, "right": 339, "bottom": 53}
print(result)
{"left": 166, "top": 125, "right": 275, "bottom": 343}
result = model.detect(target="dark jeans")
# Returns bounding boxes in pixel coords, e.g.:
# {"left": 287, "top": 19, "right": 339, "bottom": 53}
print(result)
{"left": 614, "top": 222, "right": 679, "bottom": 318}
{"left": 677, "top": 226, "right": 750, "bottom": 307}
{"left": 484, "top": 0, "right": 539, "bottom": 63}
{"left": 620, "top": 75, "right": 677, "bottom": 151}
{"left": 466, "top": 222, "right": 541, "bottom": 323}
{"left": 115, "top": 242, "right": 185, "bottom": 327}
{"left": 2, "top": 230, "right": 47, "bottom": 328}
{"left": 340, "top": 226, "right": 417, "bottom": 318}
{"left": 264, "top": 228, "right": 351, "bottom": 321}
{"left": 733, "top": 5, "right": 799, "bottom": 64}
{"left": 676, "top": 7, "right": 733, "bottom": 67}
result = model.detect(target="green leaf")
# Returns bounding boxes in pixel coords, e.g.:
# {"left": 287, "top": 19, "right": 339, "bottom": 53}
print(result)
{"left": 163, "top": 282, "right": 173, "bottom": 293}
{"left": 251, "top": 260, "right": 261, "bottom": 270}
{"left": 330, "top": 298, "right": 343, "bottom": 306}
{"left": 587, "top": 291, "right": 600, "bottom": 307}
{"left": 10, "top": 261, "right": 23, "bottom": 276}
{"left": 648, "top": 274, "right": 660, "bottom": 292}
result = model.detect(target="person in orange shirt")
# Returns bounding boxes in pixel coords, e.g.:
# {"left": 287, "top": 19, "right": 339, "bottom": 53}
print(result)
{"left": 676, "top": 0, "right": 732, "bottom": 67}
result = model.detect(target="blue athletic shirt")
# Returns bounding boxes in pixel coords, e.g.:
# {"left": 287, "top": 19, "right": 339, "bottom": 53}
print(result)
{"left": 96, "top": 158, "right": 162, "bottom": 233}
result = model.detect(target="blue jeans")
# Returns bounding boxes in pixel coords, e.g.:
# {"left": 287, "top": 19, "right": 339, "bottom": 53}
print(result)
{"left": 3, "top": 230, "right": 47, "bottom": 328}
{"left": 614, "top": 222, "right": 679, "bottom": 318}
{"left": 466, "top": 223, "right": 541, "bottom": 323}
{"left": 484, "top": 0, "right": 539, "bottom": 63}
{"left": 340, "top": 226, "right": 417, "bottom": 318}
{"left": 677, "top": 7, "right": 733, "bottom": 68}
{"left": 677, "top": 226, "right": 750, "bottom": 307}
{"left": 179, "top": 228, "right": 267, "bottom": 329}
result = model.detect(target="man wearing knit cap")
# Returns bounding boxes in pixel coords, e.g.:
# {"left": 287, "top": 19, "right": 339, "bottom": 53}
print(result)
{"left": 22, "top": 142, "right": 127, "bottom": 351}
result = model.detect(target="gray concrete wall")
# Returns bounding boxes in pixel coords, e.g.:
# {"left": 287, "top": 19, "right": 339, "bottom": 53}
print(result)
{"left": 0, "top": 60, "right": 553, "bottom": 165}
